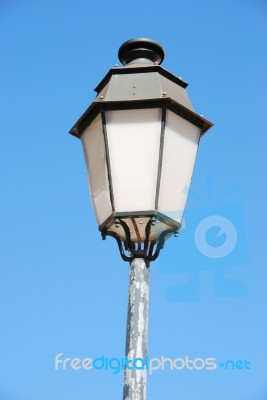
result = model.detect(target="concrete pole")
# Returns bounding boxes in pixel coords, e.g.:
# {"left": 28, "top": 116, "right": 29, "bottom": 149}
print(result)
{"left": 123, "top": 258, "right": 150, "bottom": 400}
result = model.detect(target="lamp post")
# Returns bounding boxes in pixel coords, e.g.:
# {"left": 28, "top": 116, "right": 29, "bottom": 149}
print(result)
{"left": 69, "top": 38, "right": 213, "bottom": 400}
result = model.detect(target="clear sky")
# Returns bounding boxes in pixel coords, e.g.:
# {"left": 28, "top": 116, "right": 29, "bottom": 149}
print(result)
{"left": 1, "top": 0, "right": 267, "bottom": 399}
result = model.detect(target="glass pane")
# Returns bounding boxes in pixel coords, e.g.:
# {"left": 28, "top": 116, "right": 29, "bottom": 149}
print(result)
{"left": 106, "top": 108, "right": 161, "bottom": 212}
{"left": 81, "top": 115, "right": 113, "bottom": 225}
{"left": 158, "top": 110, "right": 201, "bottom": 223}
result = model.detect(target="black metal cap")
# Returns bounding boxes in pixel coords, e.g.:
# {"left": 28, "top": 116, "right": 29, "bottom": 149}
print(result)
{"left": 118, "top": 38, "right": 165, "bottom": 66}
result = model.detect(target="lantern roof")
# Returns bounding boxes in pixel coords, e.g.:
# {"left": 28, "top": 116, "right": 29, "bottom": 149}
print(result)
{"left": 70, "top": 63, "right": 213, "bottom": 138}
{"left": 70, "top": 38, "right": 213, "bottom": 139}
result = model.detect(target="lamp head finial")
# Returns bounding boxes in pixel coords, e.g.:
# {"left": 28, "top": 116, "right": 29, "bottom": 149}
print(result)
{"left": 118, "top": 38, "right": 165, "bottom": 66}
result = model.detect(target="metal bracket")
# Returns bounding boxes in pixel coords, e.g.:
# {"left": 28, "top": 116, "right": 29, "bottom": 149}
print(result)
{"left": 101, "top": 216, "right": 178, "bottom": 266}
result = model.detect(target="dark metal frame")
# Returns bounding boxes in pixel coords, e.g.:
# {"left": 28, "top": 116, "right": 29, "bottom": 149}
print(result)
{"left": 99, "top": 210, "right": 181, "bottom": 232}
{"left": 69, "top": 42, "right": 213, "bottom": 264}
{"left": 101, "top": 214, "right": 180, "bottom": 266}
{"left": 101, "top": 112, "right": 115, "bottom": 212}
{"left": 70, "top": 99, "right": 212, "bottom": 139}
{"left": 155, "top": 108, "right": 166, "bottom": 210}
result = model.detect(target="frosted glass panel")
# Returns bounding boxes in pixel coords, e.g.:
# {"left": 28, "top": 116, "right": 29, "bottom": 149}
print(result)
{"left": 81, "top": 115, "right": 112, "bottom": 225}
{"left": 158, "top": 110, "right": 200, "bottom": 223}
{"left": 106, "top": 109, "right": 161, "bottom": 212}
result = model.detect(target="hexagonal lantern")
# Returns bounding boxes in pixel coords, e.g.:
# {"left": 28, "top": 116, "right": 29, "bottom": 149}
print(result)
{"left": 69, "top": 38, "right": 213, "bottom": 263}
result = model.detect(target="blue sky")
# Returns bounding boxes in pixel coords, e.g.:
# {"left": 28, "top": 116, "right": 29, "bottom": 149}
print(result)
{"left": 0, "top": 0, "right": 267, "bottom": 399}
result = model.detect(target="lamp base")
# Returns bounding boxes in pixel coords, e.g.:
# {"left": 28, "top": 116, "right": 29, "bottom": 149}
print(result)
{"left": 100, "top": 211, "right": 180, "bottom": 264}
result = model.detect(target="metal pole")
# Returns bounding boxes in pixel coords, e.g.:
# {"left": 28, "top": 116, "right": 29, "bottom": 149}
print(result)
{"left": 123, "top": 258, "right": 150, "bottom": 400}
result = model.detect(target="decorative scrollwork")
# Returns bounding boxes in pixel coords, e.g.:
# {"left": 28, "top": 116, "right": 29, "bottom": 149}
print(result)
{"left": 101, "top": 217, "right": 178, "bottom": 266}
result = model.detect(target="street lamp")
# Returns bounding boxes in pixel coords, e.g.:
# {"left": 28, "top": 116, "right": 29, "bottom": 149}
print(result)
{"left": 69, "top": 38, "right": 213, "bottom": 400}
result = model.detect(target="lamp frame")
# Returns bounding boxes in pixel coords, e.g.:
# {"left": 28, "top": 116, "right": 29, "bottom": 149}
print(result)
{"left": 70, "top": 59, "right": 213, "bottom": 264}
